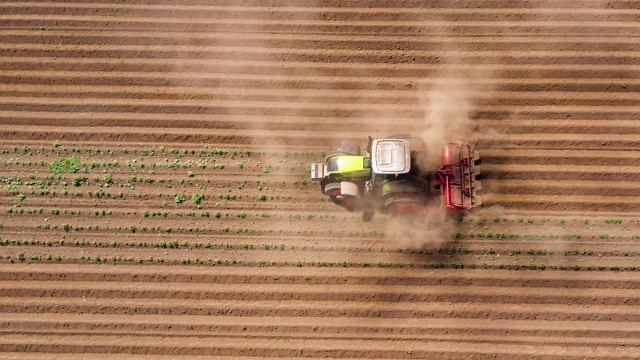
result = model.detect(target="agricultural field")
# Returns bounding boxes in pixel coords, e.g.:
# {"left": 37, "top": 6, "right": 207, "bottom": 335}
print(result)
{"left": 1, "top": 0, "right": 640, "bottom": 359}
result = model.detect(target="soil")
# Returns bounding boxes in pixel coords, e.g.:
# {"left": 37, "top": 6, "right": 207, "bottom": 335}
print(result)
{"left": 1, "top": 1, "right": 640, "bottom": 359}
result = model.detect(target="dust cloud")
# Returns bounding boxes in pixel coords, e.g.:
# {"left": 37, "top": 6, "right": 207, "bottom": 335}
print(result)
{"left": 382, "top": 26, "right": 500, "bottom": 247}
{"left": 384, "top": 202, "right": 458, "bottom": 248}
{"left": 381, "top": 85, "right": 483, "bottom": 247}
{"left": 418, "top": 77, "right": 478, "bottom": 160}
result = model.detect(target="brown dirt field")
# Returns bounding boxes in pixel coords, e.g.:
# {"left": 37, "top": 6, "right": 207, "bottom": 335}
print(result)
{"left": 1, "top": 0, "right": 640, "bottom": 359}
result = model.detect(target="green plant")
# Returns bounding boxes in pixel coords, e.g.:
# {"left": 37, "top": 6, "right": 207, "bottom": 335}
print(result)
{"left": 71, "top": 176, "right": 88, "bottom": 187}
{"left": 49, "top": 156, "right": 82, "bottom": 174}
{"left": 191, "top": 193, "right": 204, "bottom": 205}
{"left": 604, "top": 218, "right": 622, "bottom": 224}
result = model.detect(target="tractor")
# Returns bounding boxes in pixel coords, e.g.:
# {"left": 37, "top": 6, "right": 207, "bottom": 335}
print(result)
{"left": 310, "top": 134, "right": 481, "bottom": 221}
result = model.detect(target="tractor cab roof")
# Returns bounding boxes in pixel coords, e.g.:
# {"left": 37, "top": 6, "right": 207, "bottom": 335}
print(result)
{"left": 371, "top": 139, "right": 411, "bottom": 175}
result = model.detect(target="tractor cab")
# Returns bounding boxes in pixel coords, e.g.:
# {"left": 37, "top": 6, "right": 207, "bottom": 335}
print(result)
{"left": 370, "top": 139, "right": 412, "bottom": 175}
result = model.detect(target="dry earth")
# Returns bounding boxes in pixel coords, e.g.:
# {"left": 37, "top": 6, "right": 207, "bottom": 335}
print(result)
{"left": 1, "top": 0, "right": 640, "bottom": 359}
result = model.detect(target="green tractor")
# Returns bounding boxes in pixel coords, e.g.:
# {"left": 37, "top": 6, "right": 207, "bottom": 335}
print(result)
{"left": 310, "top": 134, "right": 481, "bottom": 221}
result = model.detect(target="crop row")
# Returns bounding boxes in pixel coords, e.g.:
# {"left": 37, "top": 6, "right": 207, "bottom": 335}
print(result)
{"left": 467, "top": 216, "right": 630, "bottom": 225}
{"left": 4, "top": 148, "right": 311, "bottom": 175}
{"left": 2, "top": 251, "right": 639, "bottom": 272}
{"left": 2, "top": 206, "right": 636, "bottom": 229}
{"left": 11, "top": 223, "right": 376, "bottom": 237}
{"left": 461, "top": 232, "right": 638, "bottom": 240}
{"left": 3, "top": 208, "right": 355, "bottom": 222}
{"left": 2, "top": 238, "right": 638, "bottom": 258}
{"left": 2, "top": 221, "right": 638, "bottom": 242}
{"left": 1, "top": 142, "right": 319, "bottom": 159}
{"left": 1, "top": 167, "right": 312, "bottom": 205}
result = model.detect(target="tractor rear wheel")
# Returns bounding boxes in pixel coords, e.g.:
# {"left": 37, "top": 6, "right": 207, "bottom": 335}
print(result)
{"left": 324, "top": 141, "right": 361, "bottom": 161}
{"left": 387, "top": 133, "right": 420, "bottom": 140}
{"left": 324, "top": 150, "right": 346, "bottom": 162}
{"left": 384, "top": 193, "right": 426, "bottom": 212}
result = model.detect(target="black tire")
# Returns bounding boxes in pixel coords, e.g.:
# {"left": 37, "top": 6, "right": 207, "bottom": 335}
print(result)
{"left": 324, "top": 150, "right": 347, "bottom": 162}
{"left": 323, "top": 182, "right": 342, "bottom": 195}
{"left": 325, "top": 182, "right": 361, "bottom": 212}
{"left": 340, "top": 140, "right": 361, "bottom": 156}
{"left": 384, "top": 196, "right": 423, "bottom": 207}
{"left": 384, "top": 194, "right": 426, "bottom": 212}
{"left": 324, "top": 141, "right": 361, "bottom": 161}
{"left": 386, "top": 133, "right": 420, "bottom": 139}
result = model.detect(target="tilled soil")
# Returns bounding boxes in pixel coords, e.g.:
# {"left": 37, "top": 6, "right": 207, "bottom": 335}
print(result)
{"left": 1, "top": 1, "right": 640, "bottom": 359}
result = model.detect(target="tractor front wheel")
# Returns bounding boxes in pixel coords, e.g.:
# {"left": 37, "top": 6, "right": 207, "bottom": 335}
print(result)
{"left": 323, "top": 182, "right": 342, "bottom": 197}
{"left": 324, "top": 182, "right": 361, "bottom": 212}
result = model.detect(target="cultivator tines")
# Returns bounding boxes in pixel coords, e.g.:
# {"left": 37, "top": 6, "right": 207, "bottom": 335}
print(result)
{"left": 434, "top": 143, "right": 482, "bottom": 210}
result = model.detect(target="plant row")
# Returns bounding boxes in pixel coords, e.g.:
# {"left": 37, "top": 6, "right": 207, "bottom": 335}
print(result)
{"left": 459, "top": 232, "right": 638, "bottom": 240}
{"left": 2, "top": 252, "right": 639, "bottom": 272}
{"left": 2, "top": 238, "right": 638, "bottom": 259}
{"left": 1, "top": 142, "right": 318, "bottom": 159}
